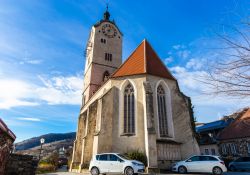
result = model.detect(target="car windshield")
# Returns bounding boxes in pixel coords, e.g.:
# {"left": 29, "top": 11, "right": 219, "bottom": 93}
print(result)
{"left": 117, "top": 154, "right": 132, "bottom": 160}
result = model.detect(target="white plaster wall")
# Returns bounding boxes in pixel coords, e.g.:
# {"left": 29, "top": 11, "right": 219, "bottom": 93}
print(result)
{"left": 200, "top": 144, "right": 220, "bottom": 156}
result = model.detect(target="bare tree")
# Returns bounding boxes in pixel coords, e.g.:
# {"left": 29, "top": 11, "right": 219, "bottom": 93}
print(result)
{"left": 203, "top": 23, "right": 250, "bottom": 97}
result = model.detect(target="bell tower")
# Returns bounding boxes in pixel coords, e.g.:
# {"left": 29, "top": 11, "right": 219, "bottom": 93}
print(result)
{"left": 82, "top": 7, "right": 123, "bottom": 104}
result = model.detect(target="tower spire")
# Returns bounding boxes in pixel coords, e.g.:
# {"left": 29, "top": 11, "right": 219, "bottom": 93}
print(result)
{"left": 103, "top": 3, "right": 110, "bottom": 20}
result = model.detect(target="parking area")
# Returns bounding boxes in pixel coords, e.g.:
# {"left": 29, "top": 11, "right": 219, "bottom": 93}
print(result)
{"left": 40, "top": 172, "right": 250, "bottom": 175}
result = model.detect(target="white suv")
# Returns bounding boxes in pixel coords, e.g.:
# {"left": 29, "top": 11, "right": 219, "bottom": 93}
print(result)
{"left": 89, "top": 153, "right": 145, "bottom": 175}
{"left": 172, "top": 155, "right": 227, "bottom": 175}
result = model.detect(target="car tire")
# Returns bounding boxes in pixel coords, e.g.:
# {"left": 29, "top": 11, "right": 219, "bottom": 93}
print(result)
{"left": 124, "top": 166, "right": 134, "bottom": 175}
{"left": 178, "top": 166, "right": 187, "bottom": 174}
{"left": 91, "top": 167, "right": 99, "bottom": 175}
{"left": 212, "top": 166, "right": 223, "bottom": 175}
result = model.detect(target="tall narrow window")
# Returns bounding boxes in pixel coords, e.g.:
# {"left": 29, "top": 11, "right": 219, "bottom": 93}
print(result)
{"left": 104, "top": 53, "right": 112, "bottom": 61}
{"left": 110, "top": 54, "right": 112, "bottom": 61}
{"left": 123, "top": 84, "right": 135, "bottom": 135}
{"left": 157, "top": 85, "right": 168, "bottom": 137}
{"left": 230, "top": 143, "right": 237, "bottom": 155}
{"left": 221, "top": 144, "right": 227, "bottom": 155}
{"left": 105, "top": 53, "right": 108, "bottom": 60}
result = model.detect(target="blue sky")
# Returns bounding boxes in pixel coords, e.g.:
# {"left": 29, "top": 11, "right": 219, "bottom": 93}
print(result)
{"left": 0, "top": 0, "right": 249, "bottom": 142}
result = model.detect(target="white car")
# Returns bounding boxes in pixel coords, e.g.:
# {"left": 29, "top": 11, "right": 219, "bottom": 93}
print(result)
{"left": 89, "top": 153, "right": 145, "bottom": 175}
{"left": 172, "top": 155, "right": 227, "bottom": 175}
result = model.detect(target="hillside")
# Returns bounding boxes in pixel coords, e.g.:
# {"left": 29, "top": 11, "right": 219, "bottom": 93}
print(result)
{"left": 15, "top": 132, "right": 76, "bottom": 151}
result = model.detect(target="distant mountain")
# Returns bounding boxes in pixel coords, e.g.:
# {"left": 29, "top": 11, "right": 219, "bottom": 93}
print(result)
{"left": 15, "top": 132, "right": 76, "bottom": 151}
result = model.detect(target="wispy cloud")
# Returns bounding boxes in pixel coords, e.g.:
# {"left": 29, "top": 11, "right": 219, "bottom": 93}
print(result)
{"left": 36, "top": 74, "right": 82, "bottom": 105}
{"left": 17, "top": 117, "right": 42, "bottom": 122}
{"left": 0, "top": 74, "right": 82, "bottom": 109}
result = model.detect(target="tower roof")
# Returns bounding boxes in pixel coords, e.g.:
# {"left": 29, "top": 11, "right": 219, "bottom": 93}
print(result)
{"left": 103, "top": 4, "right": 110, "bottom": 20}
{"left": 112, "top": 39, "right": 175, "bottom": 80}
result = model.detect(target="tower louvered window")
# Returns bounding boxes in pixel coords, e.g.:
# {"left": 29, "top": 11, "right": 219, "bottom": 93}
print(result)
{"left": 157, "top": 85, "right": 168, "bottom": 137}
{"left": 123, "top": 84, "right": 135, "bottom": 135}
{"left": 105, "top": 53, "right": 112, "bottom": 61}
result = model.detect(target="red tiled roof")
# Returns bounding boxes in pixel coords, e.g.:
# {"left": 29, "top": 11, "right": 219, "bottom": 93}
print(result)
{"left": 218, "top": 108, "right": 250, "bottom": 140}
{"left": 112, "top": 39, "right": 175, "bottom": 80}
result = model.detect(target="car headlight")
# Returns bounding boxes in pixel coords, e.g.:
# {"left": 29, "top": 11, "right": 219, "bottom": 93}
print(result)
{"left": 132, "top": 162, "right": 142, "bottom": 166}
{"left": 172, "top": 163, "right": 177, "bottom": 167}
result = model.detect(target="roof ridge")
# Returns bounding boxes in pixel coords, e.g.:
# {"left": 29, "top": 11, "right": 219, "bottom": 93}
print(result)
{"left": 112, "top": 39, "right": 176, "bottom": 80}
{"left": 144, "top": 40, "right": 176, "bottom": 80}
{"left": 111, "top": 40, "right": 145, "bottom": 77}
{"left": 143, "top": 39, "right": 147, "bottom": 73}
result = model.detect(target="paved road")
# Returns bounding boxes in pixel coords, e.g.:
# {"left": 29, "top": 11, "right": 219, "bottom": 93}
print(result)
{"left": 40, "top": 172, "right": 250, "bottom": 175}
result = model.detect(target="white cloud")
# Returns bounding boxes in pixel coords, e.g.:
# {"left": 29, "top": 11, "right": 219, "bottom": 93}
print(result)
{"left": 26, "top": 59, "right": 43, "bottom": 65}
{"left": 170, "top": 66, "right": 207, "bottom": 90}
{"left": 173, "top": 44, "right": 185, "bottom": 50}
{"left": 36, "top": 75, "right": 82, "bottom": 105}
{"left": 170, "top": 65, "right": 250, "bottom": 109}
{"left": 164, "top": 56, "right": 173, "bottom": 64}
{"left": 186, "top": 58, "right": 205, "bottom": 70}
{"left": 177, "top": 50, "right": 190, "bottom": 59}
{"left": 0, "top": 79, "right": 38, "bottom": 109}
{"left": 0, "top": 74, "right": 82, "bottom": 109}
{"left": 17, "top": 117, "right": 42, "bottom": 122}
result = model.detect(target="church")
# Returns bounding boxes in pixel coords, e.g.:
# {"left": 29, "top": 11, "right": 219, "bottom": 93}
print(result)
{"left": 70, "top": 8, "right": 200, "bottom": 172}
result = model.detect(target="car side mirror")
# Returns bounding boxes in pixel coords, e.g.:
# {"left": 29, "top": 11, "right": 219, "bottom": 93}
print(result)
{"left": 186, "top": 159, "right": 192, "bottom": 162}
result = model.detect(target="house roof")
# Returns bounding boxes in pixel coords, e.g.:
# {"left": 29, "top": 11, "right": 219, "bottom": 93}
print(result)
{"left": 112, "top": 39, "right": 175, "bottom": 80}
{"left": 196, "top": 118, "right": 233, "bottom": 133}
{"left": 0, "top": 118, "right": 16, "bottom": 140}
{"left": 217, "top": 108, "right": 250, "bottom": 140}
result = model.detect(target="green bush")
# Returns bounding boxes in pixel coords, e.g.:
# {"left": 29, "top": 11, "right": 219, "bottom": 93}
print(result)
{"left": 36, "top": 152, "right": 59, "bottom": 174}
{"left": 124, "top": 150, "right": 147, "bottom": 166}
{"left": 36, "top": 163, "right": 56, "bottom": 174}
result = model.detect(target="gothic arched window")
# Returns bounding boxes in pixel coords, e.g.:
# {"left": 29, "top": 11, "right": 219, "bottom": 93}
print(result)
{"left": 123, "top": 84, "right": 135, "bottom": 135}
{"left": 103, "top": 71, "right": 110, "bottom": 82}
{"left": 157, "top": 85, "right": 168, "bottom": 137}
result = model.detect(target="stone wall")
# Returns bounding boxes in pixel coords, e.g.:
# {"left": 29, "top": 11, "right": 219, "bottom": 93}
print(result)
{"left": 219, "top": 138, "right": 250, "bottom": 159}
{"left": 0, "top": 132, "right": 12, "bottom": 175}
{"left": 5, "top": 154, "right": 38, "bottom": 175}
{"left": 0, "top": 119, "right": 16, "bottom": 175}
{"left": 82, "top": 101, "right": 97, "bottom": 166}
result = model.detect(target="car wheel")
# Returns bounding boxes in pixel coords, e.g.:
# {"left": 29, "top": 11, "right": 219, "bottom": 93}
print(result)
{"left": 213, "top": 167, "right": 222, "bottom": 175}
{"left": 91, "top": 167, "right": 99, "bottom": 175}
{"left": 178, "top": 166, "right": 187, "bottom": 174}
{"left": 124, "top": 166, "right": 134, "bottom": 175}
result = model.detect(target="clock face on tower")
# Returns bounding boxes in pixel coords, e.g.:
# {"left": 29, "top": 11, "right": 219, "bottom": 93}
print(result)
{"left": 102, "top": 23, "right": 117, "bottom": 38}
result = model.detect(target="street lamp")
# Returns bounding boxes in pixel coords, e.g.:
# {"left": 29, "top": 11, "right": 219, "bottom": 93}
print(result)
{"left": 38, "top": 138, "right": 45, "bottom": 161}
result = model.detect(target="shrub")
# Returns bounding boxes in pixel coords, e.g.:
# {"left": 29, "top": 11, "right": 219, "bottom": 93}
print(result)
{"left": 36, "top": 152, "right": 59, "bottom": 174}
{"left": 124, "top": 150, "right": 147, "bottom": 166}
{"left": 36, "top": 163, "right": 56, "bottom": 174}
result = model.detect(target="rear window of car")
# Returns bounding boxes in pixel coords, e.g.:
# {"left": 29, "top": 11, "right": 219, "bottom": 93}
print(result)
{"left": 98, "top": 154, "right": 108, "bottom": 161}
{"left": 109, "top": 154, "right": 119, "bottom": 161}
{"left": 208, "top": 156, "right": 218, "bottom": 161}
{"left": 200, "top": 156, "right": 217, "bottom": 161}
